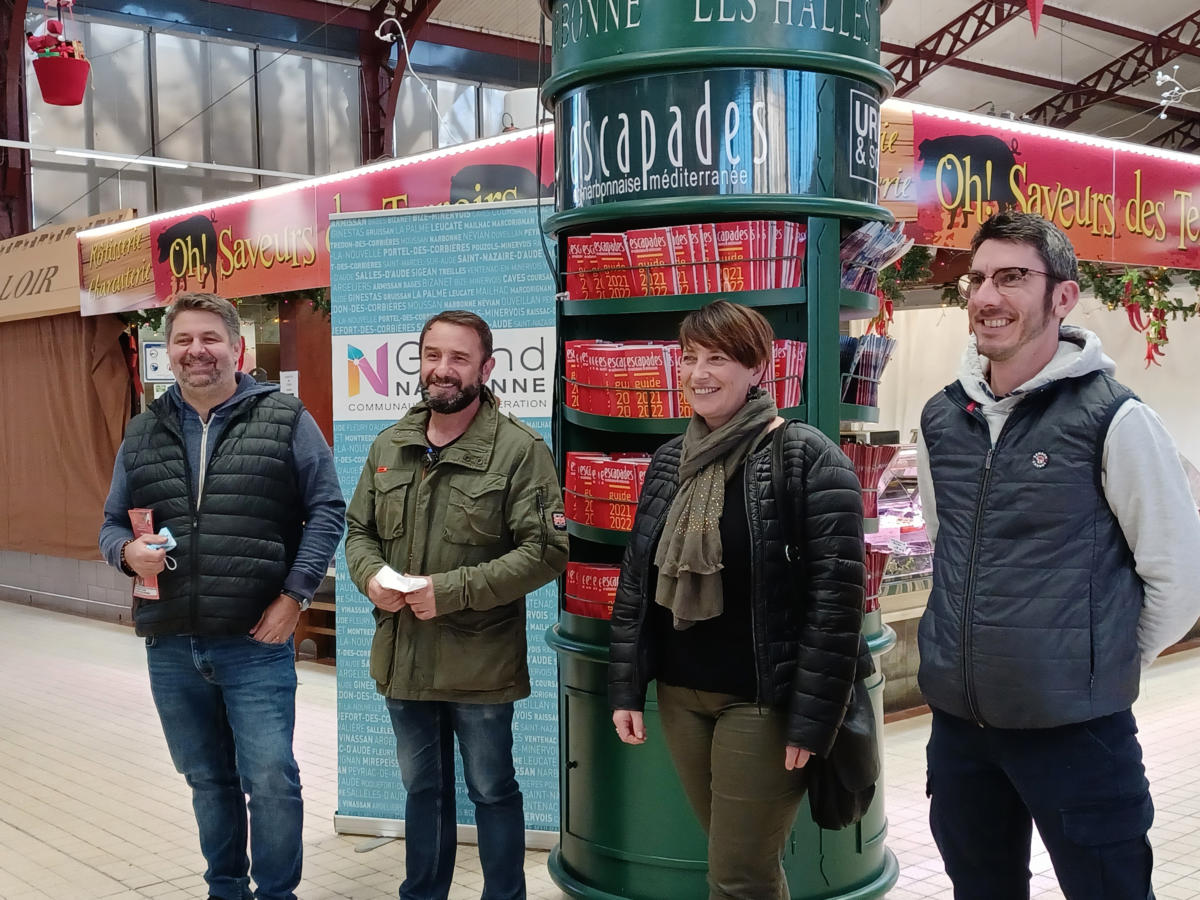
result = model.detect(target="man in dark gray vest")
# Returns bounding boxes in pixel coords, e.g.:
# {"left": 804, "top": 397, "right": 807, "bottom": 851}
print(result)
{"left": 99, "top": 292, "right": 346, "bottom": 900}
{"left": 917, "top": 212, "right": 1200, "bottom": 899}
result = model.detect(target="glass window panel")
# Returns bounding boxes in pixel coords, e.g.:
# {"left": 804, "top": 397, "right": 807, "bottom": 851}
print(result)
{"left": 155, "top": 169, "right": 258, "bottom": 212}
{"left": 310, "top": 57, "right": 360, "bottom": 175}
{"left": 258, "top": 51, "right": 316, "bottom": 174}
{"left": 155, "top": 34, "right": 255, "bottom": 168}
{"left": 30, "top": 153, "right": 151, "bottom": 226}
{"left": 206, "top": 42, "right": 257, "bottom": 167}
{"left": 87, "top": 22, "right": 151, "bottom": 154}
{"left": 436, "top": 80, "right": 477, "bottom": 148}
{"left": 481, "top": 87, "right": 507, "bottom": 138}
{"left": 393, "top": 74, "right": 434, "bottom": 158}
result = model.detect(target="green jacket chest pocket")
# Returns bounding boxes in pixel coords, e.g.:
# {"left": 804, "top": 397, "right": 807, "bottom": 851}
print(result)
{"left": 374, "top": 467, "right": 416, "bottom": 539}
{"left": 444, "top": 473, "right": 508, "bottom": 546}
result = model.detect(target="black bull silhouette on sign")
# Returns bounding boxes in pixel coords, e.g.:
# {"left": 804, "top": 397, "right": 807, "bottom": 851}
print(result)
{"left": 157, "top": 214, "right": 219, "bottom": 293}
{"left": 918, "top": 134, "right": 1021, "bottom": 230}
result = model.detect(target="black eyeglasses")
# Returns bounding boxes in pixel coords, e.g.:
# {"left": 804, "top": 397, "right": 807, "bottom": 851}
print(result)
{"left": 957, "top": 267, "right": 1056, "bottom": 301}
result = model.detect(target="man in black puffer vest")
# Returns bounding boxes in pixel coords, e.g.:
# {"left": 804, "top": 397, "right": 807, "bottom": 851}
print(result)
{"left": 99, "top": 293, "right": 346, "bottom": 900}
{"left": 918, "top": 212, "right": 1200, "bottom": 899}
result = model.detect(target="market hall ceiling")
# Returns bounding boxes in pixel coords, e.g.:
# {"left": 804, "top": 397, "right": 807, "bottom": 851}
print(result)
{"left": 410, "top": 0, "right": 1200, "bottom": 152}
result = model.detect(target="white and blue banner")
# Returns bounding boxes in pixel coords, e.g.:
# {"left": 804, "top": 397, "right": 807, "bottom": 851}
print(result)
{"left": 328, "top": 200, "right": 559, "bottom": 837}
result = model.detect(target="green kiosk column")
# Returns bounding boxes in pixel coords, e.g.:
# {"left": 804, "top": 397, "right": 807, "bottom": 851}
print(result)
{"left": 542, "top": 2, "right": 898, "bottom": 897}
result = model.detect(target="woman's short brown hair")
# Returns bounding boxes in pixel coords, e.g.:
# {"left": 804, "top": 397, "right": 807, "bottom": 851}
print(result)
{"left": 678, "top": 300, "right": 774, "bottom": 369}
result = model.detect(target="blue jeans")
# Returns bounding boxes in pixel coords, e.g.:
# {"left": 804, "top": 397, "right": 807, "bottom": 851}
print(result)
{"left": 927, "top": 708, "right": 1154, "bottom": 900}
{"left": 386, "top": 699, "right": 525, "bottom": 900}
{"left": 146, "top": 634, "right": 302, "bottom": 900}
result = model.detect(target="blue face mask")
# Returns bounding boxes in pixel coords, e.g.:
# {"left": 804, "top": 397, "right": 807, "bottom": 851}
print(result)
{"left": 146, "top": 527, "right": 177, "bottom": 552}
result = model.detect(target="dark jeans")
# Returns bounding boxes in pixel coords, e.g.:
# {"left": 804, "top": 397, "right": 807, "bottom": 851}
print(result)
{"left": 927, "top": 707, "right": 1155, "bottom": 900}
{"left": 146, "top": 634, "right": 302, "bottom": 900}
{"left": 386, "top": 699, "right": 525, "bottom": 900}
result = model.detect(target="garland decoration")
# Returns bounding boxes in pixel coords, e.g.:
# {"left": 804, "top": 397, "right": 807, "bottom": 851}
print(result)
{"left": 116, "top": 287, "right": 331, "bottom": 332}
{"left": 1078, "top": 263, "right": 1200, "bottom": 367}
{"left": 870, "top": 245, "right": 933, "bottom": 335}
{"left": 117, "top": 304, "right": 168, "bottom": 331}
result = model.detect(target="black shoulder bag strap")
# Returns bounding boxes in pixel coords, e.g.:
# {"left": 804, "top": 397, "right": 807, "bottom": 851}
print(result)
{"left": 770, "top": 422, "right": 799, "bottom": 562}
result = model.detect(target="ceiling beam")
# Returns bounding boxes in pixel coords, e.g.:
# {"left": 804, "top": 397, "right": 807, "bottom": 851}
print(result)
{"left": 1041, "top": 4, "right": 1200, "bottom": 60}
{"left": 883, "top": 43, "right": 1184, "bottom": 117}
{"left": 360, "top": 0, "right": 442, "bottom": 162}
{"left": 1024, "top": 10, "right": 1200, "bottom": 127}
{"left": 881, "top": 43, "right": 1200, "bottom": 143}
{"left": 887, "top": 1, "right": 1200, "bottom": 100}
{"left": 888, "top": 1, "right": 1025, "bottom": 97}
{"left": 1147, "top": 118, "right": 1200, "bottom": 154}
{"left": 1, "top": 0, "right": 33, "bottom": 239}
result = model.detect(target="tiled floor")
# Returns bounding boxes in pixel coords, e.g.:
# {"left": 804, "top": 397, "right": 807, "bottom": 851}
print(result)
{"left": 2, "top": 600, "right": 1198, "bottom": 900}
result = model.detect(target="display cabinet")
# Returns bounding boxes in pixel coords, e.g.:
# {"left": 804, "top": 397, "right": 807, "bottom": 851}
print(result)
{"left": 541, "top": 1, "right": 898, "bottom": 896}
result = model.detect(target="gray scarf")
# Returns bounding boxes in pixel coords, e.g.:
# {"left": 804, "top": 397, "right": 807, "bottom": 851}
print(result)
{"left": 653, "top": 391, "right": 778, "bottom": 629}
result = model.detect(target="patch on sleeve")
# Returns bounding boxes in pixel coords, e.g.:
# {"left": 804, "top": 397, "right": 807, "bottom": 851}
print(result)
{"left": 552, "top": 512, "right": 567, "bottom": 531}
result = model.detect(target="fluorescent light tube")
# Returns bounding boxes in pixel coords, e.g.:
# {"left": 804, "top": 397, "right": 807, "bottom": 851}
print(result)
{"left": 55, "top": 148, "right": 189, "bottom": 169}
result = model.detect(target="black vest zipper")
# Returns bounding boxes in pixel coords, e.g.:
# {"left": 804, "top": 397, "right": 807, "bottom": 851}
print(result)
{"left": 959, "top": 398, "right": 1039, "bottom": 725}
{"left": 960, "top": 443, "right": 993, "bottom": 726}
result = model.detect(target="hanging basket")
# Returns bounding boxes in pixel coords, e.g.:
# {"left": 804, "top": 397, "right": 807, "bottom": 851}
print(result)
{"left": 32, "top": 56, "right": 90, "bottom": 106}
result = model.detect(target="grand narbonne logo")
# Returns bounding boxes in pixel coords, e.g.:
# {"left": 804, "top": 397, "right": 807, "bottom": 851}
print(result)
{"left": 346, "top": 343, "right": 389, "bottom": 397}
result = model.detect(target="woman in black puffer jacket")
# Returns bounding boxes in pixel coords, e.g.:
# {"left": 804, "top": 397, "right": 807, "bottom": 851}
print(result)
{"left": 609, "top": 300, "right": 866, "bottom": 900}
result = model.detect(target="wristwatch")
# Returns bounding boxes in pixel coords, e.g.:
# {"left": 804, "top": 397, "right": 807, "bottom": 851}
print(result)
{"left": 281, "top": 588, "right": 312, "bottom": 612}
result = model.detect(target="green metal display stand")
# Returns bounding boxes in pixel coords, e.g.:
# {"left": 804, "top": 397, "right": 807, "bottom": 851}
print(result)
{"left": 542, "top": 2, "right": 898, "bottom": 896}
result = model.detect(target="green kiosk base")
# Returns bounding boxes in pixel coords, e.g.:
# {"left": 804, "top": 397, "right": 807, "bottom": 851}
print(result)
{"left": 546, "top": 614, "right": 899, "bottom": 900}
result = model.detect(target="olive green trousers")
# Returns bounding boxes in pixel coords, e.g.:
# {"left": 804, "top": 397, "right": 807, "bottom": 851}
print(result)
{"left": 657, "top": 683, "right": 808, "bottom": 900}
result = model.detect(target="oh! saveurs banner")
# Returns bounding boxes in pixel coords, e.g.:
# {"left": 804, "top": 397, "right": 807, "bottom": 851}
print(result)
{"left": 78, "top": 128, "right": 554, "bottom": 315}
{"left": 882, "top": 101, "right": 1200, "bottom": 269}
{"left": 328, "top": 200, "right": 559, "bottom": 838}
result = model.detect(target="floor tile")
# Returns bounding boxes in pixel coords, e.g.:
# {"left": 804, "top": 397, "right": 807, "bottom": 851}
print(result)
{"left": 3, "top": 600, "right": 1199, "bottom": 898}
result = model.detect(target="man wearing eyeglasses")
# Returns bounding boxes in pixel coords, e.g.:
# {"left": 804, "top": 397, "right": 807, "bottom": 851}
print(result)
{"left": 916, "top": 211, "right": 1200, "bottom": 899}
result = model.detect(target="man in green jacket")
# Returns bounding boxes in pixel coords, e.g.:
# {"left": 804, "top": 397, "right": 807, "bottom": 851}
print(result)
{"left": 345, "top": 310, "right": 568, "bottom": 900}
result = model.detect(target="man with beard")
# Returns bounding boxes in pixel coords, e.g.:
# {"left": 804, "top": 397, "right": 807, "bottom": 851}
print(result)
{"left": 917, "top": 212, "right": 1200, "bottom": 899}
{"left": 99, "top": 292, "right": 345, "bottom": 900}
{"left": 345, "top": 310, "right": 568, "bottom": 900}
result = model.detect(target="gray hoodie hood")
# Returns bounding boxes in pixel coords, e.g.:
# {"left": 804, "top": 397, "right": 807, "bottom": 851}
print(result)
{"left": 957, "top": 325, "right": 1117, "bottom": 441}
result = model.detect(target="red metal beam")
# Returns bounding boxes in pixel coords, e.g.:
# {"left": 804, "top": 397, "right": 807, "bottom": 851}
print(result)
{"left": 881, "top": 45, "right": 1200, "bottom": 131}
{"left": 888, "top": 1, "right": 1025, "bottom": 97}
{"left": 883, "top": 45, "right": 1074, "bottom": 93}
{"left": 1024, "top": 10, "right": 1200, "bottom": 127}
{"left": 1041, "top": 4, "right": 1200, "bottom": 59}
{"left": 1, "top": 0, "right": 33, "bottom": 239}
{"left": 1147, "top": 118, "right": 1200, "bottom": 154}
{"left": 360, "top": 0, "right": 442, "bottom": 163}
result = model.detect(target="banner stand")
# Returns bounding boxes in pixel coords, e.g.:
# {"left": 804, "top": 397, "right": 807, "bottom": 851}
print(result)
{"left": 328, "top": 199, "right": 560, "bottom": 841}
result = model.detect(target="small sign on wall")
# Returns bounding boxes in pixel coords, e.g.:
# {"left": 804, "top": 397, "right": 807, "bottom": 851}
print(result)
{"left": 141, "top": 341, "right": 176, "bottom": 383}
{"left": 279, "top": 370, "right": 299, "bottom": 397}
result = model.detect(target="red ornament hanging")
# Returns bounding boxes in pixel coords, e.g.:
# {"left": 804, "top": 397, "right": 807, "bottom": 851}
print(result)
{"left": 27, "top": 0, "right": 90, "bottom": 106}
{"left": 1027, "top": 0, "right": 1044, "bottom": 36}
